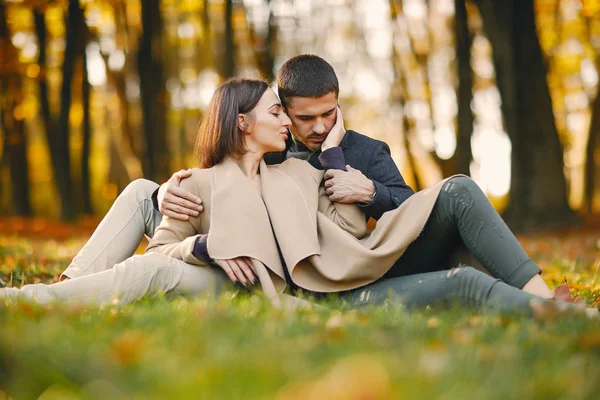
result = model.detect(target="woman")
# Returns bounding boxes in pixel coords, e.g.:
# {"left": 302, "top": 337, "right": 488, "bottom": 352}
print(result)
{"left": 0, "top": 79, "right": 594, "bottom": 318}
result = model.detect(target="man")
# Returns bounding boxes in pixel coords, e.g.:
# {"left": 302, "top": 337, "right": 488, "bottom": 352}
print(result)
{"left": 59, "top": 54, "right": 414, "bottom": 283}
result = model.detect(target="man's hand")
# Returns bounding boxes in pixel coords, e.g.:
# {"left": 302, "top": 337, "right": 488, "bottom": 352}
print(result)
{"left": 324, "top": 165, "right": 376, "bottom": 204}
{"left": 321, "top": 105, "right": 346, "bottom": 152}
{"left": 157, "top": 169, "right": 204, "bottom": 220}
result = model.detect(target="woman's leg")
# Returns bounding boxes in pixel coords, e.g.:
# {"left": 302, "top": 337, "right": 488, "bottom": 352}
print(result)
{"left": 61, "top": 179, "right": 163, "bottom": 280}
{"left": 345, "top": 266, "right": 566, "bottom": 316}
{"left": 2, "top": 253, "right": 229, "bottom": 306}
{"left": 384, "top": 176, "right": 553, "bottom": 299}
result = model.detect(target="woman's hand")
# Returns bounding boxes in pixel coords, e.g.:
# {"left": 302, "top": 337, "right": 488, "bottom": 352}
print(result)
{"left": 213, "top": 257, "right": 258, "bottom": 287}
{"left": 321, "top": 106, "right": 346, "bottom": 152}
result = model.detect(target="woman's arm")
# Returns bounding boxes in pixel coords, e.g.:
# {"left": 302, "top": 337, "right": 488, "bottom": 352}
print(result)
{"left": 146, "top": 172, "right": 211, "bottom": 266}
{"left": 313, "top": 148, "right": 368, "bottom": 239}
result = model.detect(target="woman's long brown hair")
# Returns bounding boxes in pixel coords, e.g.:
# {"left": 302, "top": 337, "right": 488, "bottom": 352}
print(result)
{"left": 194, "top": 78, "right": 269, "bottom": 168}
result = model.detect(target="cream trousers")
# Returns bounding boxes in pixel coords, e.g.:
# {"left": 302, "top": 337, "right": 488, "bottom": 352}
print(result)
{"left": 1, "top": 179, "right": 229, "bottom": 306}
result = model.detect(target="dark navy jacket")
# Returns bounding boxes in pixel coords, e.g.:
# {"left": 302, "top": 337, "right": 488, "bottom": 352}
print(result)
{"left": 264, "top": 130, "right": 414, "bottom": 220}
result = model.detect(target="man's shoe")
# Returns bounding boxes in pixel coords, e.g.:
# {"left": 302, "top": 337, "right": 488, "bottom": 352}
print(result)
{"left": 554, "top": 283, "right": 583, "bottom": 303}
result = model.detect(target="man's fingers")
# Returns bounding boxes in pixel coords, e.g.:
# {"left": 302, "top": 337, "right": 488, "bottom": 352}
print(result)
{"left": 169, "top": 186, "right": 203, "bottom": 207}
{"left": 165, "top": 203, "right": 199, "bottom": 217}
{"left": 167, "top": 195, "right": 202, "bottom": 214}
{"left": 162, "top": 209, "right": 190, "bottom": 221}
{"left": 169, "top": 170, "right": 185, "bottom": 185}
{"left": 176, "top": 169, "right": 193, "bottom": 180}
{"left": 324, "top": 179, "right": 334, "bottom": 189}
{"left": 324, "top": 169, "right": 340, "bottom": 180}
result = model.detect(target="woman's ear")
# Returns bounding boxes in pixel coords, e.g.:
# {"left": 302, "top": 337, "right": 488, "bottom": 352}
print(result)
{"left": 238, "top": 114, "right": 252, "bottom": 133}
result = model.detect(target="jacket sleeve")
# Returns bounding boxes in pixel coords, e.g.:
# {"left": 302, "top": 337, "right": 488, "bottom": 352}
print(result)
{"left": 315, "top": 148, "right": 367, "bottom": 239}
{"left": 145, "top": 174, "right": 211, "bottom": 266}
{"left": 357, "top": 141, "right": 414, "bottom": 220}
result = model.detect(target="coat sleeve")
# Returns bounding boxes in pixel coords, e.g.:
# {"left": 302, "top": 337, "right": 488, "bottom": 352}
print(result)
{"left": 317, "top": 185, "right": 367, "bottom": 239}
{"left": 357, "top": 141, "right": 414, "bottom": 220}
{"left": 312, "top": 149, "right": 367, "bottom": 239}
{"left": 145, "top": 172, "right": 210, "bottom": 266}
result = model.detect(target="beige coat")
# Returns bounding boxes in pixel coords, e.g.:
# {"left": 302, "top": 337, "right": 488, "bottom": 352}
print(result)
{"left": 146, "top": 156, "right": 446, "bottom": 306}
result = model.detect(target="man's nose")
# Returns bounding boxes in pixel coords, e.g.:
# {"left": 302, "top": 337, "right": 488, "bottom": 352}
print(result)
{"left": 313, "top": 120, "right": 326, "bottom": 134}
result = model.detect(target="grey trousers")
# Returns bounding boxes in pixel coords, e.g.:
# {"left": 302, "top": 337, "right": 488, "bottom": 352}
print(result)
{"left": 341, "top": 176, "right": 555, "bottom": 316}
{"left": 1, "top": 180, "right": 229, "bottom": 306}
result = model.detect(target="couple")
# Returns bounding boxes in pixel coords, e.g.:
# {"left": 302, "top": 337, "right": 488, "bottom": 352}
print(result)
{"left": 1, "top": 55, "right": 592, "bottom": 317}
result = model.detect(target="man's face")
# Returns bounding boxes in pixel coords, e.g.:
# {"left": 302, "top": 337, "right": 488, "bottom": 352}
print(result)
{"left": 284, "top": 92, "right": 338, "bottom": 152}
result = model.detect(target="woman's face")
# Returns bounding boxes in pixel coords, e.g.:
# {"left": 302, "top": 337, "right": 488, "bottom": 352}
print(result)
{"left": 242, "top": 88, "right": 292, "bottom": 154}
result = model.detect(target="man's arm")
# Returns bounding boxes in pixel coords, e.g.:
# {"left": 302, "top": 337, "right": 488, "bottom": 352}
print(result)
{"left": 357, "top": 141, "right": 414, "bottom": 220}
{"left": 324, "top": 142, "right": 414, "bottom": 220}
{"left": 152, "top": 169, "right": 204, "bottom": 220}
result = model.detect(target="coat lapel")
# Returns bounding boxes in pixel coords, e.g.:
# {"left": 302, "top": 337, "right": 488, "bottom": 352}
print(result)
{"left": 207, "top": 157, "right": 284, "bottom": 280}
{"left": 260, "top": 159, "right": 321, "bottom": 269}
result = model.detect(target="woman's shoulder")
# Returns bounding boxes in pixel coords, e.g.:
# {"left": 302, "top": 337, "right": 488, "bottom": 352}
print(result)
{"left": 179, "top": 167, "right": 215, "bottom": 192}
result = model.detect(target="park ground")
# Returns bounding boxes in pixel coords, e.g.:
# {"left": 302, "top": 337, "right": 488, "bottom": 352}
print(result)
{"left": 1, "top": 217, "right": 600, "bottom": 399}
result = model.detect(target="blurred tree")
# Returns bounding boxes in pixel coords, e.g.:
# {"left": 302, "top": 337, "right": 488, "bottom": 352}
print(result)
{"left": 34, "top": 0, "right": 84, "bottom": 221}
{"left": 586, "top": 89, "right": 599, "bottom": 213}
{"left": 584, "top": 7, "right": 600, "bottom": 213}
{"left": 138, "top": 0, "right": 168, "bottom": 183}
{"left": 80, "top": 12, "right": 92, "bottom": 214}
{"left": 0, "top": 2, "right": 32, "bottom": 216}
{"left": 474, "top": 0, "right": 578, "bottom": 231}
{"left": 255, "top": 0, "right": 276, "bottom": 81}
{"left": 454, "top": 0, "right": 474, "bottom": 176}
{"left": 223, "top": 0, "right": 235, "bottom": 78}
{"left": 389, "top": 0, "right": 423, "bottom": 191}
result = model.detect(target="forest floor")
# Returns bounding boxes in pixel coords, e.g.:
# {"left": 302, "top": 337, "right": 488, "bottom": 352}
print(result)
{"left": 1, "top": 216, "right": 599, "bottom": 399}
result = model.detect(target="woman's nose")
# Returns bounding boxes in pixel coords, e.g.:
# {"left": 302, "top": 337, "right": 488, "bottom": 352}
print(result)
{"left": 282, "top": 113, "right": 292, "bottom": 127}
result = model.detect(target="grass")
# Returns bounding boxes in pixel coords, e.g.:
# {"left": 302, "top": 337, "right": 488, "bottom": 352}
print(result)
{"left": 1, "top": 225, "right": 600, "bottom": 399}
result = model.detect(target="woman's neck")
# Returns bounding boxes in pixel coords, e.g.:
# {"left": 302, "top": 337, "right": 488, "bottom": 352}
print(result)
{"left": 233, "top": 151, "right": 264, "bottom": 179}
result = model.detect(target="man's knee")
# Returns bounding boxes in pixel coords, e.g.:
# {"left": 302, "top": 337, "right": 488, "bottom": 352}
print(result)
{"left": 445, "top": 176, "right": 481, "bottom": 195}
{"left": 446, "top": 265, "right": 480, "bottom": 279}
{"left": 121, "top": 179, "right": 159, "bottom": 203}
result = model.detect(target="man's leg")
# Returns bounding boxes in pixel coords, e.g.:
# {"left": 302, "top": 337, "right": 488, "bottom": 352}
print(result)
{"left": 3, "top": 253, "right": 229, "bottom": 306}
{"left": 61, "top": 179, "right": 162, "bottom": 280}
{"left": 344, "top": 266, "right": 561, "bottom": 316}
{"left": 383, "top": 176, "right": 548, "bottom": 296}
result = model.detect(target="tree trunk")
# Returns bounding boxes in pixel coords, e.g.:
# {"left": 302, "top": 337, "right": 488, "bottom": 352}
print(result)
{"left": 584, "top": 91, "right": 599, "bottom": 213}
{"left": 81, "top": 24, "right": 92, "bottom": 214}
{"left": 388, "top": 0, "right": 422, "bottom": 191}
{"left": 256, "top": 0, "right": 276, "bottom": 81}
{"left": 474, "top": 0, "right": 577, "bottom": 232}
{"left": 34, "top": 1, "right": 82, "bottom": 220}
{"left": 138, "top": 0, "right": 168, "bottom": 182}
{"left": 454, "top": 0, "right": 474, "bottom": 176}
{"left": 0, "top": 3, "right": 32, "bottom": 216}
{"left": 223, "top": 0, "right": 236, "bottom": 78}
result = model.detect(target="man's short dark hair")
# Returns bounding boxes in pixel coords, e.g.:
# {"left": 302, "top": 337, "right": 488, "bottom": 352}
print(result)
{"left": 277, "top": 54, "right": 339, "bottom": 107}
